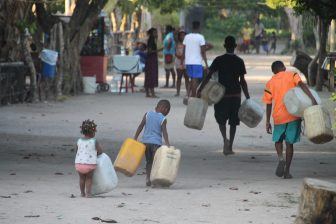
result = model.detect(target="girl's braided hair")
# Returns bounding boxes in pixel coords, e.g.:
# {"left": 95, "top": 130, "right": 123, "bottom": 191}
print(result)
{"left": 80, "top": 119, "right": 97, "bottom": 136}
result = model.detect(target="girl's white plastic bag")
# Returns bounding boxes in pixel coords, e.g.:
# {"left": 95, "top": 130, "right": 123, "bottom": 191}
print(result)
{"left": 92, "top": 153, "right": 118, "bottom": 195}
{"left": 40, "top": 49, "right": 58, "bottom": 65}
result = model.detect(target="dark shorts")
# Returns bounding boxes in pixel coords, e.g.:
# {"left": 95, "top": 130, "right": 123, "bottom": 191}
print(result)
{"left": 214, "top": 97, "right": 241, "bottom": 126}
{"left": 144, "top": 143, "right": 161, "bottom": 165}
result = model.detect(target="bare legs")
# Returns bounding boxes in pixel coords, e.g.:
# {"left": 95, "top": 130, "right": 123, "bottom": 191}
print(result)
{"left": 275, "top": 141, "right": 293, "bottom": 179}
{"left": 176, "top": 69, "right": 189, "bottom": 96}
{"left": 145, "top": 88, "right": 157, "bottom": 98}
{"left": 78, "top": 170, "right": 94, "bottom": 197}
{"left": 164, "top": 69, "right": 176, "bottom": 88}
{"left": 189, "top": 78, "right": 199, "bottom": 97}
{"left": 219, "top": 124, "right": 236, "bottom": 155}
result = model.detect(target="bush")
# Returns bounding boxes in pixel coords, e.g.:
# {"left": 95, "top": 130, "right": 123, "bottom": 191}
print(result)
{"left": 205, "top": 15, "right": 245, "bottom": 40}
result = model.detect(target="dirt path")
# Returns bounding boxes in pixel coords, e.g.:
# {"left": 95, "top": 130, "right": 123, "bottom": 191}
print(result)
{"left": 0, "top": 55, "right": 335, "bottom": 224}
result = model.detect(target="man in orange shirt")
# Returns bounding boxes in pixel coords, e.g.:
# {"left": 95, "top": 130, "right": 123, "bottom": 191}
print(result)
{"left": 262, "top": 61, "right": 317, "bottom": 179}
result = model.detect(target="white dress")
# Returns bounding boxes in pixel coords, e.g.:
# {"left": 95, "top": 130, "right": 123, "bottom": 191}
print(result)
{"left": 75, "top": 138, "right": 97, "bottom": 164}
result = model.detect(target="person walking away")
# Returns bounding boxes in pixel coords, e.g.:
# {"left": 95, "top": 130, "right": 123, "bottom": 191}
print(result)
{"left": 163, "top": 25, "right": 176, "bottom": 88}
{"left": 270, "top": 32, "right": 277, "bottom": 54}
{"left": 262, "top": 61, "right": 317, "bottom": 179}
{"left": 183, "top": 21, "right": 209, "bottom": 98}
{"left": 254, "top": 18, "right": 264, "bottom": 54}
{"left": 75, "top": 120, "right": 103, "bottom": 197}
{"left": 175, "top": 30, "right": 189, "bottom": 97}
{"left": 134, "top": 100, "right": 171, "bottom": 186}
{"left": 197, "top": 36, "right": 250, "bottom": 155}
{"left": 261, "top": 30, "right": 269, "bottom": 55}
{"left": 145, "top": 28, "right": 162, "bottom": 98}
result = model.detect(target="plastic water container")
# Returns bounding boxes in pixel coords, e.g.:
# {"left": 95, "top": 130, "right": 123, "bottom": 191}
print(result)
{"left": 201, "top": 80, "right": 225, "bottom": 105}
{"left": 150, "top": 146, "right": 181, "bottom": 187}
{"left": 114, "top": 138, "right": 146, "bottom": 177}
{"left": 92, "top": 153, "right": 118, "bottom": 195}
{"left": 284, "top": 87, "right": 321, "bottom": 117}
{"left": 303, "top": 105, "right": 334, "bottom": 144}
{"left": 42, "top": 62, "right": 56, "bottom": 78}
{"left": 83, "top": 76, "right": 97, "bottom": 94}
{"left": 238, "top": 99, "right": 264, "bottom": 128}
{"left": 184, "top": 97, "right": 208, "bottom": 130}
{"left": 40, "top": 49, "right": 58, "bottom": 65}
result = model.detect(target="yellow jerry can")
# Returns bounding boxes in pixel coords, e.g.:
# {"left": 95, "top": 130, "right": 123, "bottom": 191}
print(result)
{"left": 114, "top": 138, "right": 146, "bottom": 177}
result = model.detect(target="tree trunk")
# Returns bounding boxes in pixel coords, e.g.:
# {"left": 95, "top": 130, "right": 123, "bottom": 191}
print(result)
{"left": 313, "top": 24, "right": 320, "bottom": 51}
{"left": 316, "top": 18, "right": 330, "bottom": 91}
{"left": 120, "top": 14, "right": 127, "bottom": 32}
{"left": 111, "top": 9, "right": 118, "bottom": 32}
{"left": 295, "top": 178, "right": 336, "bottom": 224}
{"left": 284, "top": 7, "right": 304, "bottom": 50}
{"left": 56, "top": 22, "right": 64, "bottom": 98}
{"left": 21, "top": 33, "right": 37, "bottom": 102}
{"left": 330, "top": 20, "right": 336, "bottom": 52}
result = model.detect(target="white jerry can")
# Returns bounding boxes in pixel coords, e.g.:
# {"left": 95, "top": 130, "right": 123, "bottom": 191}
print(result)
{"left": 238, "top": 99, "right": 264, "bottom": 128}
{"left": 303, "top": 105, "right": 334, "bottom": 144}
{"left": 284, "top": 87, "right": 321, "bottom": 117}
{"left": 150, "top": 146, "right": 181, "bottom": 187}
{"left": 201, "top": 80, "right": 225, "bottom": 105}
{"left": 92, "top": 153, "right": 118, "bottom": 195}
{"left": 184, "top": 97, "right": 208, "bottom": 130}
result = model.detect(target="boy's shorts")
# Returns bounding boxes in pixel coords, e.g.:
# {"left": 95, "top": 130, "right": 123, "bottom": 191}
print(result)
{"left": 144, "top": 143, "right": 161, "bottom": 165}
{"left": 214, "top": 97, "right": 241, "bottom": 126}
{"left": 186, "top": 64, "right": 203, "bottom": 79}
{"left": 273, "top": 119, "right": 301, "bottom": 144}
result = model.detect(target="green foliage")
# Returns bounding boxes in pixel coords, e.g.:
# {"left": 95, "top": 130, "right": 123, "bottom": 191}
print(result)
{"left": 265, "top": 0, "right": 295, "bottom": 9}
{"left": 151, "top": 10, "right": 179, "bottom": 27}
{"left": 16, "top": 20, "right": 37, "bottom": 35}
{"left": 205, "top": 15, "right": 245, "bottom": 40}
{"left": 147, "top": 0, "right": 185, "bottom": 14}
{"left": 293, "top": 0, "right": 336, "bottom": 21}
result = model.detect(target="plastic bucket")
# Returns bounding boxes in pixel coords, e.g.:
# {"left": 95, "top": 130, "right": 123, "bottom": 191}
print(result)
{"left": 83, "top": 76, "right": 97, "bottom": 94}
{"left": 42, "top": 62, "right": 56, "bottom": 78}
{"left": 40, "top": 49, "right": 58, "bottom": 65}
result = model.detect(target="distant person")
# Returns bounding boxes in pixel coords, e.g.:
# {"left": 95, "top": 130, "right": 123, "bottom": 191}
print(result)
{"left": 197, "top": 36, "right": 250, "bottom": 155}
{"left": 75, "top": 120, "right": 102, "bottom": 197}
{"left": 163, "top": 25, "right": 176, "bottom": 88}
{"left": 262, "top": 61, "right": 317, "bottom": 179}
{"left": 270, "top": 32, "right": 277, "bottom": 54}
{"left": 261, "top": 30, "right": 269, "bottom": 55}
{"left": 134, "top": 100, "right": 171, "bottom": 186}
{"left": 253, "top": 18, "right": 264, "bottom": 54}
{"left": 132, "top": 42, "right": 147, "bottom": 87}
{"left": 242, "top": 24, "right": 251, "bottom": 53}
{"left": 175, "top": 30, "right": 189, "bottom": 97}
{"left": 145, "top": 28, "right": 162, "bottom": 98}
{"left": 183, "top": 21, "right": 208, "bottom": 98}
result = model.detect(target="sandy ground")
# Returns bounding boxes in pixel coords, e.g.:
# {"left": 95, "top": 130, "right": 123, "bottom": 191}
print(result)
{"left": 0, "top": 55, "right": 335, "bottom": 224}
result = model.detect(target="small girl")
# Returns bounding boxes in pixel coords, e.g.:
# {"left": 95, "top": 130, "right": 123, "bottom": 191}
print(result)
{"left": 75, "top": 120, "right": 102, "bottom": 197}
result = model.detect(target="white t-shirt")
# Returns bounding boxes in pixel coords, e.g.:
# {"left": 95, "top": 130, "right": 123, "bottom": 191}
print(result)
{"left": 183, "top": 33, "right": 206, "bottom": 65}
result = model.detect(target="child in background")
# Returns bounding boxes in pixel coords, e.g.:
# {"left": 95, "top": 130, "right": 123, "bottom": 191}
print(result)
{"left": 270, "top": 32, "right": 277, "bottom": 54}
{"left": 134, "top": 100, "right": 171, "bottom": 186}
{"left": 75, "top": 120, "right": 102, "bottom": 197}
{"left": 262, "top": 61, "right": 317, "bottom": 179}
{"left": 261, "top": 30, "right": 269, "bottom": 55}
{"left": 134, "top": 42, "right": 147, "bottom": 72}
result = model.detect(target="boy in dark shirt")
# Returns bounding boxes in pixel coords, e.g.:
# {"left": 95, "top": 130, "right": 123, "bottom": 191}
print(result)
{"left": 198, "top": 36, "right": 250, "bottom": 155}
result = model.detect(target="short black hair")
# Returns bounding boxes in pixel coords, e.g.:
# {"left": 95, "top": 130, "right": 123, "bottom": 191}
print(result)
{"left": 157, "top": 99, "right": 171, "bottom": 109}
{"left": 192, "top": 21, "right": 200, "bottom": 30}
{"left": 271, "top": 61, "right": 285, "bottom": 73}
{"left": 166, "top": 25, "right": 174, "bottom": 32}
{"left": 224, "top": 35, "right": 237, "bottom": 48}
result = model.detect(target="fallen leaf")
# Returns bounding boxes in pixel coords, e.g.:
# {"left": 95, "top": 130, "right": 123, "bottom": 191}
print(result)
{"left": 10, "top": 173, "right": 16, "bottom": 175}
{"left": 201, "top": 203, "right": 210, "bottom": 207}
{"left": 70, "top": 194, "right": 76, "bottom": 198}
{"left": 251, "top": 156, "right": 256, "bottom": 159}
{"left": 229, "top": 187, "right": 238, "bottom": 191}
{"left": 54, "top": 172, "right": 64, "bottom": 175}
{"left": 24, "top": 215, "right": 40, "bottom": 218}
{"left": 24, "top": 190, "right": 33, "bottom": 193}
{"left": 0, "top": 196, "right": 11, "bottom": 198}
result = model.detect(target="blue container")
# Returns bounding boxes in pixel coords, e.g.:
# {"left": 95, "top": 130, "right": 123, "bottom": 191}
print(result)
{"left": 42, "top": 62, "right": 56, "bottom": 78}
